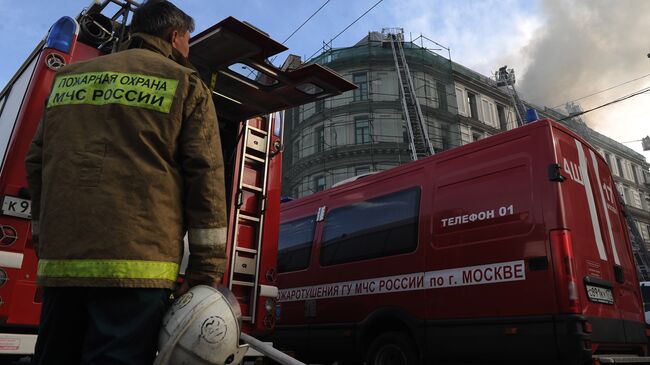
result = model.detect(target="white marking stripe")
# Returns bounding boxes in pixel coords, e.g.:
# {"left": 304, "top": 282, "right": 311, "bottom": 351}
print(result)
{"left": 0, "top": 334, "right": 37, "bottom": 354}
{"left": 0, "top": 251, "right": 23, "bottom": 269}
{"left": 590, "top": 150, "right": 621, "bottom": 265}
{"left": 576, "top": 140, "right": 608, "bottom": 260}
{"left": 259, "top": 285, "right": 279, "bottom": 298}
{"left": 278, "top": 260, "right": 525, "bottom": 302}
{"left": 188, "top": 227, "right": 227, "bottom": 247}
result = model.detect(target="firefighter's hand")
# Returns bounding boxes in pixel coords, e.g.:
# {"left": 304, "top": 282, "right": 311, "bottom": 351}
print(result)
{"left": 173, "top": 276, "right": 223, "bottom": 299}
{"left": 173, "top": 280, "right": 191, "bottom": 298}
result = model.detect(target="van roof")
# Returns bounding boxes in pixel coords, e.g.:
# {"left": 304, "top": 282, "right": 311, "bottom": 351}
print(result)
{"left": 282, "top": 119, "right": 592, "bottom": 208}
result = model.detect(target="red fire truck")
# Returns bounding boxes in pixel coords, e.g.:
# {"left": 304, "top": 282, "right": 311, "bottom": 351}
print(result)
{"left": 275, "top": 119, "right": 650, "bottom": 364}
{"left": 0, "top": 0, "right": 354, "bottom": 356}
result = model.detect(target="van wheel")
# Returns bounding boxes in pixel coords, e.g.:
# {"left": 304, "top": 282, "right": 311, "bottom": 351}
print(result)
{"left": 365, "top": 332, "right": 419, "bottom": 365}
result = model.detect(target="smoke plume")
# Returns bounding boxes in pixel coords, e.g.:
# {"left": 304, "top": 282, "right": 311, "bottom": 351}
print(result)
{"left": 519, "top": 0, "right": 650, "bottom": 130}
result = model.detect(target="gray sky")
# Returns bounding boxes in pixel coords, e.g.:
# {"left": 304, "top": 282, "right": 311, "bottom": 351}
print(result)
{"left": 1, "top": 0, "right": 648, "bottom": 161}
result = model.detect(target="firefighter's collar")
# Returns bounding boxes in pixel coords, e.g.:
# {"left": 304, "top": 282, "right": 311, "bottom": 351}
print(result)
{"left": 127, "top": 32, "right": 192, "bottom": 68}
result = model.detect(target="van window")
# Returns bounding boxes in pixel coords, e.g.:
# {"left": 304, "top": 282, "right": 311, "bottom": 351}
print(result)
{"left": 320, "top": 187, "right": 420, "bottom": 266}
{"left": 278, "top": 215, "right": 316, "bottom": 272}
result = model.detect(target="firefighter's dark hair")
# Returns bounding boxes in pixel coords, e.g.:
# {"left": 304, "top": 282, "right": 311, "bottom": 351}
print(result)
{"left": 131, "top": 0, "right": 195, "bottom": 41}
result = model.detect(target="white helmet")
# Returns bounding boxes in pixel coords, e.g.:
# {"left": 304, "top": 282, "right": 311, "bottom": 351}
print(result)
{"left": 154, "top": 285, "right": 249, "bottom": 365}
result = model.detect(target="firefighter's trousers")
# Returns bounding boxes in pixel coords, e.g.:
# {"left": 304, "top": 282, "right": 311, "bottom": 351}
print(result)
{"left": 32, "top": 287, "right": 170, "bottom": 365}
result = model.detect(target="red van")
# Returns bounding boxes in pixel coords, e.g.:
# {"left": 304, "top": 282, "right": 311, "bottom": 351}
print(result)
{"left": 274, "top": 119, "right": 650, "bottom": 364}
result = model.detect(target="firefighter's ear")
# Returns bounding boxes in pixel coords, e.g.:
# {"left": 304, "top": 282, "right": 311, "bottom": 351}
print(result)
{"left": 170, "top": 29, "right": 190, "bottom": 58}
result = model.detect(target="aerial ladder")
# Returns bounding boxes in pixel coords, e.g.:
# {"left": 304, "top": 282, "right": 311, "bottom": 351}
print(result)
{"left": 383, "top": 28, "right": 434, "bottom": 160}
{"left": 621, "top": 203, "right": 650, "bottom": 281}
{"left": 495, "top": 66, "right": 527, "bottom": 127}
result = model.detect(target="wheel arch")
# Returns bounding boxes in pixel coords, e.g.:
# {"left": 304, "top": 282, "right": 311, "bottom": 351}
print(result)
{"left": 356, "top": 307, "right": 423, "bottom": 360}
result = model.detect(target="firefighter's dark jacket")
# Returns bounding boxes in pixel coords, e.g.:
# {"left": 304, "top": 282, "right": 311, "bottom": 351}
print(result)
{"left": 25, "top": 33, "right": 227, "bottom": 288}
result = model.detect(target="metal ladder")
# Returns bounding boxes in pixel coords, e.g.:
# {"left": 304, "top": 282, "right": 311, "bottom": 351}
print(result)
{"left": 384, "top": 28, "right": 434, "bottom": 160}
{"left": 228, "top": 116, "right": 273, "bottom": 324}
{"left": 621, "top": 202, "right": 650, "bottom": 281}
{"left": 495, "top": 66, "right": 527, "bottom": 127}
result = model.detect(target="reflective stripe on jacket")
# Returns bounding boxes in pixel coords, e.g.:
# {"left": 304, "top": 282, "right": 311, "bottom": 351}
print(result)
{"left": 25, "top": 33, "right": 227, "bottom": 288}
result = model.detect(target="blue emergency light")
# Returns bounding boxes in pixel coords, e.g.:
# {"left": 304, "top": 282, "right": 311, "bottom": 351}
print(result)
{"left": 280, "top": 196, "right": 294, "bottom": 203}
{"left": 525, "top": 108, "right": 540, "bottom": 123}
{"left": 45, "top": 16, "right": 78, "bottom": 54}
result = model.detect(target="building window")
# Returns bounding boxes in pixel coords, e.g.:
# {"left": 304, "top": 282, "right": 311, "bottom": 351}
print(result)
{"left": 616, "top": 158, "right": 624, "bottom": 178}
{"left": 440, "top": 123, "right": 451, "bottom": 150}
{"left": 315, "top": 99, "right": 324, "bottom": 113}
{"left": 292, "top": 107, "right": 301, "bottom": 126}
{"left": 278, "top": 216, "right": 316, "bottom": 272}
{"left": 633, "top": 165, "right": 641, "bottom": 185}
{"left": 315, "top": 126, "right": 325, "bottom": 152}
{"left": 353, "top": 72, "right": 368, "bottom": 101}
{"left": 292, "top": 140, "right": 300, "bottom": 162}
{"left": 355, "top": 166, "right": 370, "bottom": 176}
{"left": 497, "top": 104, "right": 508, "bottom": 130}
{"left": 355, "top": 117, "right": 370, "bottom": 144}
{"left": 314, "top": 175, "right": 326, "bottom": 192}
{"left": 467, "top": 91, "right": 479, "bottom": 119}
{"left": 455, "top": 87, "right": 466, "bottom": 116}
{"left": 320, "top": 188, "right": 420, "bottom": 266}
{"left": 472, "top": 131, "right": 483, "bottom": 142}
{"left": 436, "top": 82, "right": 447, "bottom": 111}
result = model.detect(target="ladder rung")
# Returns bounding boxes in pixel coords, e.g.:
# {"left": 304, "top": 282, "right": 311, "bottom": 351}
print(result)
{"left": 236, "top": 246, "right": 258, "bottom": 254}
{"left": 245, "top": 154, "right": 265, "bottom": 163}
{"left": 232, "top": 280, "right": 255, "bottom": 287}
{"left": 242, "top": 183, "right": 263, "bottom": 192}
{"left": 247, "top": 126, "right": 268, "bottom": 136}
{"left": 239, "top": 214, "right": 261, "bottom": 222}
{"left": 241, "top": 316, "right": 253, "bottom": 321}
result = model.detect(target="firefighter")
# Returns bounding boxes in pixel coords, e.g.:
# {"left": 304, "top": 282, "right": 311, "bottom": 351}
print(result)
{"left": 25, "top": 1, "right": 227, "bottom": 363}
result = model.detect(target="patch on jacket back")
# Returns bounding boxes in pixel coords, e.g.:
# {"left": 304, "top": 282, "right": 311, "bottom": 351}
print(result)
{"left": 47, "top": 72, "right": 179, "bottom": 113}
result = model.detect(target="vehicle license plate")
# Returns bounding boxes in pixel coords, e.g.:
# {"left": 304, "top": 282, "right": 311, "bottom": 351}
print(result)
{"left": 586, "top": 284, "right": 613, "bottom": 305}
{"left": 2, "top": 196, "right": 31, "bottom": 219}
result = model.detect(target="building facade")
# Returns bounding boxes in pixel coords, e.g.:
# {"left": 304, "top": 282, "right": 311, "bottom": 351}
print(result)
{"left": 282, "top": 31, "right": 517, "bottom": 198}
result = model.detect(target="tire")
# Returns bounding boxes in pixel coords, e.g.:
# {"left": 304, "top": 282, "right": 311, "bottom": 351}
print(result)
{"left": 365, "top": 331, "right": 419, "bottom": 365}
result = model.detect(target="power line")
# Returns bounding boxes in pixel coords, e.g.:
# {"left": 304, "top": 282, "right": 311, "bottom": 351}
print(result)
{"left": 305, "top": 0, "right": 384, "bottom": 61}
{"left": 281, "top": 0, "right": 330, "bottom": 45}
{"left": 558, "top": 86, "right": 650, "bottom": 121}
{"left": 553, "top": 73, "right": 650, "bottom": 109}
{"left": 264, "top": 0, "right": 331, "bottom": 72}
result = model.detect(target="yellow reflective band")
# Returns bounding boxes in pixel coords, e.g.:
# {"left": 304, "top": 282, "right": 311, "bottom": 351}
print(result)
{"left": 37, "top": 259, "right": 179, "bottom": 281}
{"left": 47, "top": 72, "right": 179, "bottom": 113}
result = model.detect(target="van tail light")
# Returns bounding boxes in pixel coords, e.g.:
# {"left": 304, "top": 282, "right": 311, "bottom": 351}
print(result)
{"left": 551, "top": 229, "right": 582, "bottom": 314}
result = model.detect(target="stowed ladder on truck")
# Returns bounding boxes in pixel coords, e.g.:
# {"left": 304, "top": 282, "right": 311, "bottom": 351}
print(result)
{"left": 228, "top": 115, "right": 276, "bottom": 325}
{"left": 186, "top": 16, "right": 355, "bottom": 336}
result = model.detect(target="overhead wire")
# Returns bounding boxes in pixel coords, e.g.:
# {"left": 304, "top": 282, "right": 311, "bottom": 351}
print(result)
{"left": 553, "top": 73, "right": 650, "bottom": 109}
{"left": 558, "top": 86, "right": 650, "bottom": 121}
{"left": 280, "top": 0, "right": 331, "bottom": 45}
{"left": 305, "top": 0, "right": 384, "bottom": 62}
{"left": 266, "top": 0, "right": 331, "bottom": 68}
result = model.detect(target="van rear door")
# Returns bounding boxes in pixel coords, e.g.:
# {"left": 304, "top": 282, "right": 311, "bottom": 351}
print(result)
{"left": 553, "top": 125, "right": 645, "bottom": 344}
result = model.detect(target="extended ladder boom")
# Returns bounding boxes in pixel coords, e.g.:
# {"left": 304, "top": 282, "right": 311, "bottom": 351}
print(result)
{"left": 621, "top": 202, "right": 650, "bottom": 281}
{"left": 383, "top": 28, "right": 434, "bottom": 160}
